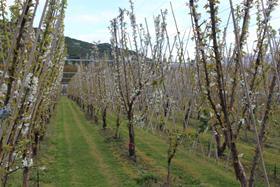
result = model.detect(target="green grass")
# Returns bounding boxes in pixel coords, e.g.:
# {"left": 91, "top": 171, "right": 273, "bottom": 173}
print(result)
{"left": 103, "top": 114, "right": 239, "bottom": 186}
{"left": 69, "top": 99, "right": 239, "bottom": 186}
{"left": 9, "top": 97, "right": 279, "bottom": 186}
{"left": 17, "top": 97, "right": 139, "bottom": 187}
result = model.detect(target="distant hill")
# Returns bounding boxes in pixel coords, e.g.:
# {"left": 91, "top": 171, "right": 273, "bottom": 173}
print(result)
{"left": 65, "top": 36, "right": 112, "bottom": 59}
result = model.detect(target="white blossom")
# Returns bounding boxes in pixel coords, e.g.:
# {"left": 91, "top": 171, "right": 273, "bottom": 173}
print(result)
{"left": 216, "top": 104, "right": 222, "bottom": 110}
{"left": 27, "top": 76, "right": 39, "bottom": 104}
{"left": 17, "top": 124, "right": 23, "bottom": 129}
{"left": 240, "top": 80, "right": 245, "bottom": 87}
{"left": 39, "top": 166, "right": 47, "bottom": 171}
{"left": 24, "top": 123, "right": 30, "bottom": 127}
{"left": 13, "top": 90, "right": 19, "bottom": 98}
{"left": 24, "top": 73, "right": 33, "bottom": 88}
{"left": 22, "top": 158, "right": 33, "bottom": 167}
{"left": 21, "top": 126, "right": 29, "bottom": 136}
{"left": 131, "top": 87, "right": 141, "bottom": 99}
{"left": 210, "top": 82, "right": 216, "bottom": 87}
{"left": 22, "top": 115, "right": 31, "bottom": 121}
{"left": 12, "top": 152, "right": 17, "bottom": 158}
{"left": 239, "top": 118, "right": 245, "bottom": 125}
{"left": 0, "top": 83, "right": 7, "bottom": 94}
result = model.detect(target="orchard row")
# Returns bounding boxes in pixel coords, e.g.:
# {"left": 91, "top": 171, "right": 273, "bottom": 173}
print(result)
{"left": 0, "top": 0, "right": 67, "bottom": 186}
{"left": 68, "top": 1, "right": 280, "bottom": 186}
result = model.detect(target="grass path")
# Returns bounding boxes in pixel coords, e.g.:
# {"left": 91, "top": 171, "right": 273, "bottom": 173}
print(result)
{"left": 105, "top": 114, "right": 239, "bottom": 186}
{"left": 39, "top": 97, "right": 138, "bottom": 187}
{"left": 69, "top": 100, "right": 239, "bottom": 186}
{"left": 35, "top": 97, "right": 277, "bottom": 186}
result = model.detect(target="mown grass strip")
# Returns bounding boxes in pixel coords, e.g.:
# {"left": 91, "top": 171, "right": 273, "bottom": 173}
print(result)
{"left": 67, "top": 99, "right": 138, "bottom": 187}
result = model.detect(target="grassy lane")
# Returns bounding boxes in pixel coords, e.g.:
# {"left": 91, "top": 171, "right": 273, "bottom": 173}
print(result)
{"left": 114, "top": 116, "right": 239, "bottom": 186}
{"left": 38, "top": 97, "right": 138, "bottom": 187}
{"left": 22, "top": 97, "right": 276, "bottom": 186}
{"left": 67, "top": 100, "right": 139, "bottom": 186}
{"left": 69, "top": 100, "right": 239, "bottom": 186}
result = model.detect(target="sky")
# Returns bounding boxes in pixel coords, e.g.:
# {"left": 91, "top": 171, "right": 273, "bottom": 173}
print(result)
{"left": 64, "top": 0, "right": 280, "bottom": 43}
{"left": 64, "top": 0, "right": 190, "bottom": 43}
{"left": 6, "top": 0, "right": 280, "bottom": 56}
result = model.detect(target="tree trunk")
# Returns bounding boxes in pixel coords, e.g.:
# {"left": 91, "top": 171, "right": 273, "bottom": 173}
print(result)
{"left": 4, "top": 0, "right": 32, "bottom": 105}
{"left": 0, "top": 137, "right": 3, "bottom": 156}
{"left": 90, "top": 105, "right": 93, "bottom": 119}
{"left": 93, "top": 107, "right": 98, "bottom": 124}
{"left": 163, "top": 98, "right": 169, "bottom": 117}
{"left": 128, "top": 111, "right": 136, "bottom": 160}
{"left": 230, "top": 142, "right": 247, "bottom": 187}
{"left": 212, "top": 127, "right": 227, "bottom": 157}
{"left": 23, "top": 167, "right": 30, "bottom": 187}
{"left": 114, "top": 112, "right": 120, "bottom": 139}
{"left": 249, "top": 146, "right": 261, "bottom": 187}
{"left": 102, "top": 106, "right": 107, "bottom": 129}
{"left": 32, "top": 132, "right": 40, "bottom": 156}
{"left": 2, "top": 175, "right": 8, "bottom": 187}
{"left": 128, "top": 121, "right": 135, "bottom": 158}
{"left": 183, "top": 99, "right": 192, "bottom": 129}
{"left": 166, "top": 159, "right": 172, "bottom": 187}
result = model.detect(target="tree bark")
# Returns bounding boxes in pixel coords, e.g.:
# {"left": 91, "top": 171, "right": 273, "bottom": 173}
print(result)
{"left": 231, "top": 142, "right": 247, "bottom": 187}
{"left": 166, "top": 158, "right": 172, "bottom": 187}
{"left": 128, "top": 110, "right": 135, "bottom": 160}
{"left": 128, "top": 121, "right": 135, "bottom": 158}
{"left": 5, "top": 0, "right": 32, "bottom": 105}
{"left": 114, "top": 112, "right": 120, "bottom": 139}
{"left": 183, "top": 99, "right": 192, "bottom": 129}
{"left": 93, "top": 107, "right": 99, "bottom": 124}
{"left": 22, "top": 167, "right": 30, "bottom": 187}
{"left": 32, "top": 131, "right": 40, "bottom": 157}
{"left": 208, "top": 1, "right": 247, "bottom": 186}
{"left": 102, "top": 106, "right": 107, "bottom": 129}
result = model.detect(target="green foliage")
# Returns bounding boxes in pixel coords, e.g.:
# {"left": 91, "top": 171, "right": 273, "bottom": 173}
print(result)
{"left": 197, "top": 108, "right": 211, "bottom": 134}
{"left": 136, "top": 173, "right": 159, "bottom": 186}
{"left": 65, "top": 36, "right": 112, "bottom": 59}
